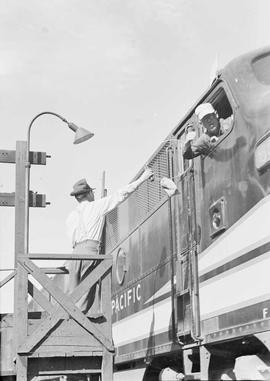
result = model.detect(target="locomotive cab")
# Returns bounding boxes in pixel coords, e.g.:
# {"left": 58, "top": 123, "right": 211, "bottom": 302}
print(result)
{"left": 105, "top": 46, "right": 270, "bottom": 380}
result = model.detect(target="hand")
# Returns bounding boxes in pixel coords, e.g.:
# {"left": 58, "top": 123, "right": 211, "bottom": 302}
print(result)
{"left": 185, "top": 130, "right": 196, "bottom": 143}
{"left": 141, "top": 166, "right": 154, "bottom": 182}
{"left": 160, "top": 177, "right": 178, "bottom": 197}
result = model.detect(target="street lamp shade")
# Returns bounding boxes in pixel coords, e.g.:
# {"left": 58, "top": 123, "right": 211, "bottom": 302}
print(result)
{"left": 68, "top": 122, "right": 94, "bottom": 144}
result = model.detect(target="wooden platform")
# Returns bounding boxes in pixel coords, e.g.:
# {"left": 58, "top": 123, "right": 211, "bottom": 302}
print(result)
{"left": 0, "top": 142, "right": 114, "bottom": 380}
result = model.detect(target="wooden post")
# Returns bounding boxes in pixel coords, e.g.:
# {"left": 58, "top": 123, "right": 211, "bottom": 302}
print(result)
{"left": 100, "top": 170, "right": 113, "bottom": 379}
{"left": 13, "top": 141, "right": 28, "bottom": 381}
{"left": 101, "top": 269, "right": 113, "bottom": 381}
{"left": 98, "top": 170, "right": 107, "bottom": 312}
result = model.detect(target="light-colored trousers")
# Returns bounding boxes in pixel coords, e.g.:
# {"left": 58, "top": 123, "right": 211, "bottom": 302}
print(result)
{"left": 65, "top": 239, "right": 100, "bottom": 314}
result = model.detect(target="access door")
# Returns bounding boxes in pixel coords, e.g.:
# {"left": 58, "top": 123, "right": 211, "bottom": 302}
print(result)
{"left": 174, "top": 117, "right": 201, "bottom": 344}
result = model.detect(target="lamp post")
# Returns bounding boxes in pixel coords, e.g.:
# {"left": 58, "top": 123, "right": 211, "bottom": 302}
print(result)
{"left": 24, "top": 111, "right": 94, "bottom": 254}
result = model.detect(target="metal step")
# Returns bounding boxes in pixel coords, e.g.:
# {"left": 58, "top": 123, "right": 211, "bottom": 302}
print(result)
{"left": 184, "top": 372, "right": 201, "bottom": 380}
{"left": 176, "top": 288, "right": 190, "bottom": 297}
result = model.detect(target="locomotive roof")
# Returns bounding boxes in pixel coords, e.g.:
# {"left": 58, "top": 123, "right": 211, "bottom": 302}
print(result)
{"left": 132, "top": 46, "right": 270, "bottom": 182}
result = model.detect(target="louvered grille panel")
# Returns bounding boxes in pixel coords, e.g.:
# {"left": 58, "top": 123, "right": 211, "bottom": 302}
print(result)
{"left": 105, "top": 142, "right": 170, "bottom": 252}
{"left": 105, "top": 208, "right": 119, "bottom": 250}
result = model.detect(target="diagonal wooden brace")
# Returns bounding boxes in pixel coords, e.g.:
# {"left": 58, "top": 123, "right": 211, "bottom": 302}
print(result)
{"left": 18, "top": 257, "right": 113, "bottom": 354}
{"left": 69, "top": 259, "right": 112, "bottom": 303}
{"left": 28, "top": 280, "right": 66, "bottom": 315}
{"left": 0, "top": 270, "right": 16, "bottom": 288}
{"left": 23, "top": 257, "right": 112, "bottom": 312}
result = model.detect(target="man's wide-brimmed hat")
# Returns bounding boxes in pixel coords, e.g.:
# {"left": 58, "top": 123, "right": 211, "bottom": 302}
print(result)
{"left": 70, "top": 178, "right": 94, "bottom": 196}
{"left": 195, "top": 103, "right": 215, "bottom": 121}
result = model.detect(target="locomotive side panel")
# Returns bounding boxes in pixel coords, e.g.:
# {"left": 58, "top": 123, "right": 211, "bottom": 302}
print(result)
{"left": 110, "top": 198, "right": 176, "bottom": 363}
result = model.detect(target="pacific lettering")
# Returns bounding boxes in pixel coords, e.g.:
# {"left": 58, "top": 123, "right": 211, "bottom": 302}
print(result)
{"left": 112, "top": 284, "right": 141, "bottom": 314}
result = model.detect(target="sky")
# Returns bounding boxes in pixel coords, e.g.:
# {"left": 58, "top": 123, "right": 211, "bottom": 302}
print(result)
{"left": 0, "top": 0, "right": 269, "bottom": 312}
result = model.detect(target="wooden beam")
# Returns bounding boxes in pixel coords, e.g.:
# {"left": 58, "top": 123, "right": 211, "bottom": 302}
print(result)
{"left": 13, "top": 141, "right": 28, "bottom": 381}
{"left": 4, "top": 266, "right": 68, "bottom": 275}
{"left": 19, "top": 310, "right": 68, "bottom": 355}
{"left": 27, "top": 253, "right": 112, "bottom": 260}
{"left": 0, "top": 149, "right": 47, "bottom": 165}
{"left": 102, "top": 349, "right": 114, "bottom": 381}
{"left": 27, "top": 350, "right": 103, "bottom": 358}
{"left": 0, "top": 192, "right": 47, "bottom": 207}
{"left": 67, "top": 259, "right": 112, "bottom": 303}
{"left": 40, "top": 267, "right": 68, "bottom": 274}
{"left": 0, "top": 270, "right": 16, "bottom": 288}
{"left": 35, "top": 336, "right": 103, "bottom": 347}
{"left": 0, "top": 370, "right": 16, "bottom": 377}
{"left": 101, "top": 265, "right": 114, "bottom": 380}
{"left": 28, "top": 281, "right": 63, "bottom": 314}
{"left": 38, "top": 369, "right": 102, "bottom": 375}
{"left": 18, "top": 258, "right": 114, "bottom": 353}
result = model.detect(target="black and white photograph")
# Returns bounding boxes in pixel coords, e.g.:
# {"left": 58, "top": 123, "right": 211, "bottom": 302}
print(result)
{"left": 0, "top": 1, "right": 270, "bottom": 380}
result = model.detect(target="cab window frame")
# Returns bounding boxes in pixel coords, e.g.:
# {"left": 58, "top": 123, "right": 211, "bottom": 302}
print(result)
{"left": 176, "top": 81, "right": 236, "bottom": 169}
{"left": 199, "top": 83, "right": 235, "bottom": 155}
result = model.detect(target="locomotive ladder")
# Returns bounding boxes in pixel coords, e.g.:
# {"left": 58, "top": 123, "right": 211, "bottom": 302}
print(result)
{"left": 0, "top": 141, "right": 114, "bottom": 381}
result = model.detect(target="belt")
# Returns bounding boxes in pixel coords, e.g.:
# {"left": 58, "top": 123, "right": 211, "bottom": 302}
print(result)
{"left": 74, "top": 239, "right": 100, "bottom": 249}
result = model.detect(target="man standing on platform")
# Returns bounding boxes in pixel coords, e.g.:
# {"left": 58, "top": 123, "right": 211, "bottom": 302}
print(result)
{"left": 66, "top": 167, "right": 153, "bottom": 314}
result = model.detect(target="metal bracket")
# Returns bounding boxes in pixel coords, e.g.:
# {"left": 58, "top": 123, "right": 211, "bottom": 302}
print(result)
{"left": 0, "top": 192, "right": 48, "bottom": 207}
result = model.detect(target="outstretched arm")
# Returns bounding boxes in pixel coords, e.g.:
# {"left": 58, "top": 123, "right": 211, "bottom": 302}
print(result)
{"left": 123, "top": 167, "right": 153, "bottom": 192}
{"left": 96, "top": 167, "right": 154, "bottom": 214}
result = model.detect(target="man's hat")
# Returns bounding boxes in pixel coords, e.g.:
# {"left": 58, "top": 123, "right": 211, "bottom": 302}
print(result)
{"left": 70, "top": 178, "right": 94, "bottom": 196}
{"left": 195, "top": 103, "right": 215, "bottom": 121}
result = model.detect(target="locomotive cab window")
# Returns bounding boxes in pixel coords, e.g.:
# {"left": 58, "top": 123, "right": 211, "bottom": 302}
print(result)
{"left": 198, "top": 87, "right": 234, "bottom": 145}
{"left": 209, "top": 87, "right": 234, "bottom": 136}
{"left": 182, "top": 87, "right": 234, "bottom": 160}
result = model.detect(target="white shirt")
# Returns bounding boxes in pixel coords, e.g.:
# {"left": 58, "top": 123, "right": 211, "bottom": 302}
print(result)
{"left": 66, "top": 179, "right": 142, "bottom": 248}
